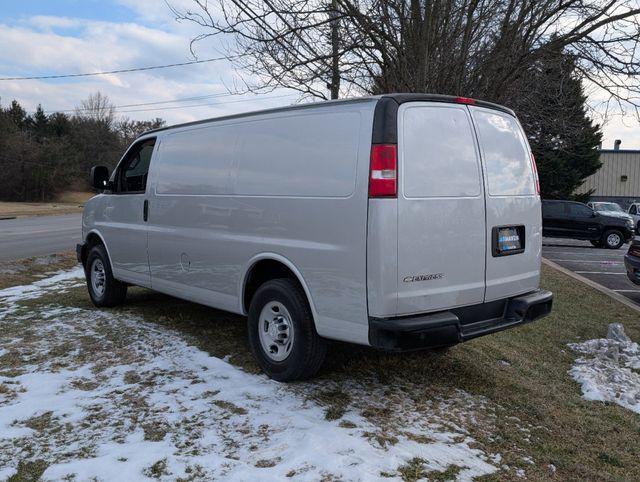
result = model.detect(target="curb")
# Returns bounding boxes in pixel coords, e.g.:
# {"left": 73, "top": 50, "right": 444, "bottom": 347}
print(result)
{"left": 542, "top": 257, "right": 640, "bottom": 314}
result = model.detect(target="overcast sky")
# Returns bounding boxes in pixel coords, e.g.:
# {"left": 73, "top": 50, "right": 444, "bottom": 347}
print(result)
{"left": 1, "top": 0, "right": 638, "bottom": 149}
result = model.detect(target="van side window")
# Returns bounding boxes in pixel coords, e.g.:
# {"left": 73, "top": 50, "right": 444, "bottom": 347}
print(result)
{"left": 473, "top": 110, "right": 535, "bottom": 196}
{"left": 116, "top": 139, "right": 155, "bottom": 193}
{"left": 631, "top": 205, "right": 637, "bottom": 215}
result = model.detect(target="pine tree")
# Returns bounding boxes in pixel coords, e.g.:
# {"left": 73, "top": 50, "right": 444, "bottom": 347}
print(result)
{"left": 512, "top": 50, "right": 603, "bottom": 199}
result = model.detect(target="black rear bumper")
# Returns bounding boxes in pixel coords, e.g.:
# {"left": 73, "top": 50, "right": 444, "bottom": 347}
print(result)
{"left": 369, "top": 289, "right": 553, "bottom": 351}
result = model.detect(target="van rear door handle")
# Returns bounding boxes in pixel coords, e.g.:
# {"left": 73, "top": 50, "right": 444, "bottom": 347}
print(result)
{"left": 143, "top": 199, "right": 149, "bottom": 222}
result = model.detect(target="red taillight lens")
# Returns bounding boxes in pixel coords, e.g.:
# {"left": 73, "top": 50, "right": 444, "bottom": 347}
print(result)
{"left": 455, "top": 96, "right": 476, "bottom": 105}
{"left": 369, "top": 144, "right": 397, "bottom": 198}
{"left": 531, "top": 153, "right": 540, "bottom": 195}
{"left": 629, "top": 244, "right": 640, "bottom": 257}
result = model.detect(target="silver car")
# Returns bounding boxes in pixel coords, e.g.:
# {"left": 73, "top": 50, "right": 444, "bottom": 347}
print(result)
{"left": 77, "top": 94, "right": 553, "bottom": 381}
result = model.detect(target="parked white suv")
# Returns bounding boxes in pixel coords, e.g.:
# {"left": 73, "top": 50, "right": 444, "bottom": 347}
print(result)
{"left": 77, "top": 94, "right": 553, "bottom": 381}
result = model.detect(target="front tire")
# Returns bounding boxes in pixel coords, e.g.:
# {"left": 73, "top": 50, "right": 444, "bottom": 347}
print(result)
{"left": 602, "top": 230, "right": 624, "bottom": 249}
{"left": 247, "top": 278, "right": 327, "bottom": 382}
{"left": 85, "top": 245, "right": 127, "bottom": 307}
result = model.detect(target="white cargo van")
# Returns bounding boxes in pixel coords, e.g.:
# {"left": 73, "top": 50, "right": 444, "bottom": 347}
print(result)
{"left": 78, "top": 94, "right": 553, "bottom": 381}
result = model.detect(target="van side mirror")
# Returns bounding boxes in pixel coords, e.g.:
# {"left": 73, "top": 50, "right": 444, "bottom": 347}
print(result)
{"left": 90, "top": 166, "right": 110, "bottom": 190}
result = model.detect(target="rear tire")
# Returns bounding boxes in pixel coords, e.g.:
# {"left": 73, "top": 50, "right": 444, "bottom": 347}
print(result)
{"left": 602, "top": 230, "right": 624, "bottom": 250}
{"left": 247, "top": 278, "right": 327, "bottom": 382}
{"left": 590, "top": 240, "right": 602, "bottom": 248}
{"left": 85, "top": 245, "right": 127, "bottom": 307}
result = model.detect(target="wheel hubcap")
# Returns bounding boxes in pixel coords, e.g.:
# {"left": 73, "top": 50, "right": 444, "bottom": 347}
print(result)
{"left": 90, "top": 259, "right": 106, "bottom": 296}
{"left": 607, "top": 233, "right": 621, "bottom": 247}
{"left": 258, "top": 301, "right": 294, "bottom": 362}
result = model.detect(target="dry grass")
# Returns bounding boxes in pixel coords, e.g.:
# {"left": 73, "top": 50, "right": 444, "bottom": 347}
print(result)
{"left": 4, "top": 258, "right": 640, "bottom": 480}
{"left": 0, "top": 191, "right": 92, "bottom": 218}
{"left": 0, "top": 251, "right": 78, "bottom": 290}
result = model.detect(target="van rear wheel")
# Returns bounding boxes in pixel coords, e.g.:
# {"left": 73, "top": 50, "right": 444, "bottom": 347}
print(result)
{"left": 85, "top": 245, "right": 127, "bottom": 307}
{"left": 247, "top": 278, "right": 327, "bottom": 382}
{"left": 602, "top": 230, "right": 624, "bottom": 249}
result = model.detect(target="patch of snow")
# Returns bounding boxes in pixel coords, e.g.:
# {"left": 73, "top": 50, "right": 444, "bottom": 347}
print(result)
{"left": 568, "top": 323, "right": 640, "bottom": 414}
{"left": 0, "top": 267, "right": 84, "bottom": 304}
{"left": 0, "top": 269, "right": 501, "bottom": 480}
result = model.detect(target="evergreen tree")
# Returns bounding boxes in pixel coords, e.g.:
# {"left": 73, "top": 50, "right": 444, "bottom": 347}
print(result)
{"left": 512, "top": 50, "right": 602, "bottom": 200}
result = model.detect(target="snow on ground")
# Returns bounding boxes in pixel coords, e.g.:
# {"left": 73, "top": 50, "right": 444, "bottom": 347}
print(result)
{"left": 569, "top": 323, "right": 640, "bottom": 415}
{"left": 0, "top": 270, "right": 500, "bottom": 481}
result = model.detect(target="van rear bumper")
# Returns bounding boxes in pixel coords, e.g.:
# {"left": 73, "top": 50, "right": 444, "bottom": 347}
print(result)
{"left": 369, "top": 289, "right": 553, "bottom": 351}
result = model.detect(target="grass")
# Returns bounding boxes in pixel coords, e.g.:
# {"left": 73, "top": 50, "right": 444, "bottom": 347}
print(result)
{"left": 3, "top": 258, "right": 640, "bottom": 480}
{"left": 0, "top": 252, "right": 78, "bottom": 290}
{"left": 0, "top": 191, "right": 92, "bottom": 218}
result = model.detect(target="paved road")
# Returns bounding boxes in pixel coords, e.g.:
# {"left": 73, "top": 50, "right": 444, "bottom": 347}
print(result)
{"left": 0, "top": 214, "right": 81, "bottom": 261}
{"left": 542, "top": 236, "right": 640, "bottom": 306}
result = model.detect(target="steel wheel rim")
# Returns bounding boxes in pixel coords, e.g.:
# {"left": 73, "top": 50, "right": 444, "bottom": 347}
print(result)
{"left": 90, "top": 259, "right": 106, "bottom": 297}
{"left": 258, "top": 301, "right": 295, "bottom": 362}
{"left": 607, "top": 233, "right": 621, "bottom": 247}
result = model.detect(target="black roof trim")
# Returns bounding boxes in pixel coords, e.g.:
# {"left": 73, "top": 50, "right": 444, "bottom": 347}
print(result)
{"left": 381, "top": 93, "right": 516, "bottom": 117}
{"left": 371, "top": 94, "right": 515, "bottom": 145}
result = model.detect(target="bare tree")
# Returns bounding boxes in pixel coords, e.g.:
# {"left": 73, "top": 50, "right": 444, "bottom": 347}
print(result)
{"left": 75, "top": 92, "right": 116, "bottom": 126}
{"left": 170, "top": 0, "right": 640, "bottom": 115}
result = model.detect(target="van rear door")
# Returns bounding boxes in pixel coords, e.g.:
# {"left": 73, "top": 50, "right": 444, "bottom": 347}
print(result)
{"left": 469, "top": 106, "right": 541, "bottom": 301}
{"left": 395, "top": 102, "right": 486, "bottom": 315}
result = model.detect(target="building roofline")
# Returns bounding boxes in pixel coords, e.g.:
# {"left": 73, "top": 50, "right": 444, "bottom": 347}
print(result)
{"left": 599, "top": 149, "right": 640, "bottom": 154}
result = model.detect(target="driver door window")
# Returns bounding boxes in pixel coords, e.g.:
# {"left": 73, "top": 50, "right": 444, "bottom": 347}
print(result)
{"left": 116, "top": 139, "right": 155, "bottom": 194}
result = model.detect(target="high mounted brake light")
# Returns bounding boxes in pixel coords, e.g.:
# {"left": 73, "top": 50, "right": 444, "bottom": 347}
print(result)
{"left": 455, "top": 96, "right": 476, "bottom": 105}
{"left": 369, "top": 144, "right": 397, "bottom": 198}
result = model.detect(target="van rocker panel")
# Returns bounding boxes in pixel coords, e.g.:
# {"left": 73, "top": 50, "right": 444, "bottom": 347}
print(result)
{"left": 369, "top": 289, "right": 553, "bottom": 351}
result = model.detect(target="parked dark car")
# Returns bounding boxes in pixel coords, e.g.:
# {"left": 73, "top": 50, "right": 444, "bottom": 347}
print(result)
{"left": 542, "top": 200, "right": 634, "bottom": 249}
{"left": 625, "top": 241, "right": 640, "bottom": 284}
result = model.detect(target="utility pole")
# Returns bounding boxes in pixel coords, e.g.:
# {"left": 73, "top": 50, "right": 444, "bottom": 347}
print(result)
{"left": 329, "top": 0, "right": 340, "bottom": 99}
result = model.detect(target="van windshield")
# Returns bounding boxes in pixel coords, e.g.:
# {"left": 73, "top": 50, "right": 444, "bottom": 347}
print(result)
{"left": 472, "top": 110, "right": 535, "bottom": 196}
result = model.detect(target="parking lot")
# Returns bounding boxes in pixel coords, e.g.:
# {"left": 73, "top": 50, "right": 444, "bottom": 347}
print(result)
{"left": 542, "top": 236, "right": 640, "bottom": 306}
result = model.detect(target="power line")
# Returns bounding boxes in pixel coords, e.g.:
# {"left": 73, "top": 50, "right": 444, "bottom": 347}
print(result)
{"left": 114, "top": 93, "right": 297, "bottom": 114}
{"left": 46, "top": 91, "right": 241, "bottom": 114}
{"left": 0, "top": 55, "right": 240, "bottom": 81}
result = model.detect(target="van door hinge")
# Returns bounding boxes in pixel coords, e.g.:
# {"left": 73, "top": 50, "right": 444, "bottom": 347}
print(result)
{"left": 143, "top": 199, "right": 149, "bottom": 222}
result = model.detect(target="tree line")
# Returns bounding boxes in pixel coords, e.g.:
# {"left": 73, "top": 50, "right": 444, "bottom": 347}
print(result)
{"left": 0, "top": 93, "right": 164, "bottom": 202}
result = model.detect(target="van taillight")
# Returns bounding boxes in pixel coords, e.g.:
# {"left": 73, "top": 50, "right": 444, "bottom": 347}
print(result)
{"left": 369, "top": 144, "right": 397, "bottom": 198}
{"left": 531, "top": 153, "right": 540, "bottom": 195}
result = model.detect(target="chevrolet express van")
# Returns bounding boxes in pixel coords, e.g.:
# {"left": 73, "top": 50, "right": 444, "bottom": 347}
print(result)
{"left": 77, "top": 94, "right": 553, "bottom": 381}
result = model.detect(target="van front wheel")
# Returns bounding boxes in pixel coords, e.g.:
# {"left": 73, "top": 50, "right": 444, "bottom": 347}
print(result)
{"left": 247, "top": 278, "right": 327, "bottom": 382}
{"left": 85, "top": 245, "right": 127, "bottom": 307}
